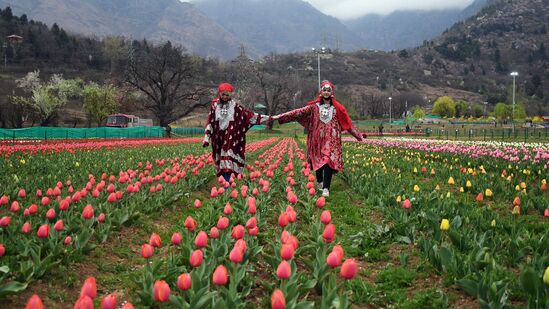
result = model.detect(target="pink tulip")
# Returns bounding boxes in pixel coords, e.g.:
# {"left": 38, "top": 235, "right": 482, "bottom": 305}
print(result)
{"left": 141, "top": 244, "right": 154, "bottom": 258}
{"left": 271, "top": 289, "right": 286, "bottom": 309}
{"left": 0, "top": 216, "right": 10, "bottom": 227}
{"left": 153, "top": 280, "right": 170, "bottom": 302}
{"left": 212, "top": 265, "right": 229, "bottom": 286}
{"left": 402, "top": 199, "right": 411, "bottom": 209}
{"left": 80, "top": 277, "right": 97, "bottom": 299}
{"left": 82, "top": 204, "right": 94, "bottom": 220}
{"left": 189, "top": 249, "right": 203, "bottom": 267}
{"left": 37, "top": 224, "right": 50, "bottom": 238}
{"left": 229, "top": 245, "right": 244, "bottom": 264}
{"left": 194, "top": 199, "right": 202, "bottom": 208}
{"left": 217, "top": 217, "right": 229, "bottom": 230}
{"left": 53, "top": 220, "right": 64, "bottom": 231}
{"left": 320, "top": 210, "right": 331, "bottom": 225}
{"left": 184, "top": 216, "right": 197, "bottom": 231}
{"left": 280, "top": 244, "right": 295, "bottom": 260}
{"left": 22, "top": 222, "right": 31, "bottom": 234}
{"left": 276, "top": 260, "right": 291, "bottom": 279}
{"left": 340, "top": 258, "right": 358, "bottom": 279}
{"left": 100, "top": 294, "right": 117, "bottom": 309}
{"left": 171, "top": 232, "right": 182, "bottom": 245}
{"left": 0, "top": 244, "right": 5, "bottom": 257}
{"left": 74, "top": 296, "right": 93, "bottom": 309}
{"left": 149, "top": 233, "right": 162, "bottom": 247}
{"left": 25, "top": 294, "right": 44, "bottom": 309}
{"left": 322, "top": 224, "right": 336, "bottom": 243}
{"left": 210, "top": 227, "right": 220, "bottom": 239}
{"left": 194, "top": 231, "right": 208, "bottom": 248}
{"left": 177, "top": 273, "right": 192, "bottom": 291}
{"left": 231, "top": 225, "right": 245, "bottom": 240}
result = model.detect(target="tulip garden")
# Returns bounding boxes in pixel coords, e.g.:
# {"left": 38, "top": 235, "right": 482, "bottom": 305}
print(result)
{"left": 1, "top": 135, "right": 549, "bottom": 308}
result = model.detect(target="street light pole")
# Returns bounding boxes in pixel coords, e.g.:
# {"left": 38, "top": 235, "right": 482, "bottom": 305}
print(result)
{"left": 312, "top": 47, "right": 326, "bottom": 89}
{"left": 510, "top": 71, "right": 518, "bottom": 132}
{"left": 388, "top": 97, "right": 392, "bottom": 124}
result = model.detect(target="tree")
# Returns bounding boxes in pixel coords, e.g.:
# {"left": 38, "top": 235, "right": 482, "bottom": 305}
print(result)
{"left": 413, "top": 106, "right": 425, "bottom": 119}
{"left": 454, "top": 100, "right": 468, "bottom": 117}
{"left": 512, "top": 104, "right": 527, "bottom": 120}
{"left": 125, "top": 40, "right": 206, "bottom": 127}
{"left": 103, "top": 36, "right": 127, "bottom": 74}
{"left": 432, "top": 96, "right": 456, "bottom": 117}
{"left": 494, "top": 103, "right": 511, "bottom": 122}
{"left": 11, "top": 71, "right": 82, "bottom": 126}
{"left": 82, "top": 83, "right": 118, "bottom": 126}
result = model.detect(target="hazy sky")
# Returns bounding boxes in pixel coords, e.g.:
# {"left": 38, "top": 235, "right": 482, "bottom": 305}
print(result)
{"left": 187, "top": 0, "right": 476, "bottom": 20}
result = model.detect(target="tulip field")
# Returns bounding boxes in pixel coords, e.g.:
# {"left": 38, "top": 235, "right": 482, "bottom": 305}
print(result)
{"left": 1, "top": 135, "right": 549, "bottom": 308}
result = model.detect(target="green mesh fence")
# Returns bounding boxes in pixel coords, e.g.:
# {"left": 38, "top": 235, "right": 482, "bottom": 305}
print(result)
{"left": 0, "top": 126, "right": 165, "bottom": 140}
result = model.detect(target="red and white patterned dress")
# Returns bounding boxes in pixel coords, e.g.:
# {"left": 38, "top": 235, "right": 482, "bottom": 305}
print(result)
{"left": 277, "top": 103, "right": 362, "bottom": 172}
{"left": 204, "top": 99, "right": 269, "bottom": 176}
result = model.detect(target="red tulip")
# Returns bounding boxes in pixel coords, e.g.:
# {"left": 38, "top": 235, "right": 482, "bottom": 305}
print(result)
{"left": 320, "top": 210, "right": 331, "bottom": 225}
{"left": 210, "top": 227, "right": 220, "bottom": 239}
{"left": 280, "top": 230, "right": 291, "bottom": 244}
{"left": 22, "top": 222, "right": 31, "bottom": 234}
{"left": 544, "top": 209, "right": 549, "bottom": 217}
{"left": 513, "top": 196, "right": 521, "bottom": 206}
{"left": 59, "top": 199, "right": 70, "bottom": 211}
{"left": 278, "top": 212, "right": 289, "bottom": 227}
{"left": 0, "top": 195, "right": 8, "bottom": 205}
{"left": 247, "top": 197, "right": 257, "bottom": 214}
{"left": 332, "top": 244, "right": 344, "bottom": 259}
{"left": 271, "top": 289, "right": 286, "bottom": 309}
{"left": 141, "top": 244, "right": 154, "bottom": 258}
{"left": 402, "top": 199, "right": 411, "bottom": 209}
{"left": 230, "top": 189, "right": 238, "bottom": 199}
{"left": 194, "top": 199, "right": 202, "bottom": 208}
{"left": 46, "top": 208, "right": 56, "bottom": 220}
{"left": 53, "top": 220, "right": 64, "bottom": 231}
{"left": 25, "top": 294, "right": 44, "bottom": 309}
{"left": 287, "top": 236, "right": 299, "bottom": 250}
{"left": 476, "top": 193, "right": 484, "bottom": 202}
{"left": 149, "top": 233, "right": 162, "bottom": 247}
{"left": 340, "top": 258, "right": 358, "bottom": 279}
{"left": 10, "top": 201, "right": 20, "bottom": 213}
{"left": 322, "top": 224, "right": 336, "bottom": 243}
{"left": 0, "top": 244, "right": 5, "bottom": 257}
{"left": 29, "top": 204, "right": 38, "bottom": 214}
{"left": 194, "top": 231, "right": 208, "bottom": 248}
{"left": 64, "top": 236, "right": 72, "bottom": 245}
{"left": 245, "top": 216, "right": 257, "bottom": 229}
{"left": 276, "top": 260, "right": 291, "bottom": 279}
{"left": 74, "top": 296, "right": 93, "bottom": 309}
{"left": 212, "top": 265, "right": 229, "bottom": 286}
{"left": 177, "top": 273, "right": 192, "bottom": 291}
{"left": 100, "top": 294, "right": 117, "bottom": 309}
{"left": 252, "top": 187, "right": 259, "bottom": 196}
{"left": 171, "top": 232, "right": 182, "bottom": 245}
{"left": 326, "top": 251, "right": 342, "bottom": 268}
{"left": 0, "top": 216, "right": 10, "bottom": 227}
{"left": 98, "top": 213, "right": 106, "bottom": 223}
{"left": 80, "top": 277, "right": 97, "bottom": 299}
{"left": 121, "top": 303, "right": 134, "bottom": 309}
{"left": 280, "top": 244, "right": 295, "bottom": 260}
{"left": 107, "top": 193, "right": 117, "bottom": 203}
{"left": 153, "top": 280, "right": 170, "bottom": 302}
{"left": 82, "top": 204, "right": 94, "bottom": 220}
{"left": 229, "top": 245, "right": 244, "bottom": 263}
{"left": 231, "top": 225, "right": 245, "bottom": 240}
{"left": 189, "top": 249, "right": 203, "bottom": 267}
{"left": 223, "top": 202, "right": 232, "bottom": 215}
{"left": 235, "top": 239, "right": 247, "bottom": 253}
{"left": 184, "top": 216, "right": 197, "bottom": 231}
{"left": 248, "top": 226, "right": 259, "bottom": 236}
{"left": 287, "top": 191, "right": 297, "bottom": 204}
{"left": 217, "top": 217, "right": 229, "bottom": 230}
{"left": 210, "top": 187, "right": 218, "bottom": 198}
{"left": 40, "top": 196, "right": 50, "bottom": 206}
{"left": 37, "top": 224, "right": 50, "bottom": 238}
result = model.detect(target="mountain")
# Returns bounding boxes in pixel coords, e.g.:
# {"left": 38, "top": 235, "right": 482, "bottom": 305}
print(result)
{"left": 344, "top": 0, "right": 489, "bottom": 51}
{"left": 0, "top": 0, "right": 245, "bottom": 59}
{"left": 191, "top": 0, "right": 365, "bottom": 54}
{"left": 408, "top": 0, "right": 549, "bottom": 110}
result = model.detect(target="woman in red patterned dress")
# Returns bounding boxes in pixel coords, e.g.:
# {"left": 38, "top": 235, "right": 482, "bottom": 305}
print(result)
{"left": 273, "top": 80, "right": 363, "bottom": 197}
{"left": 203, "top": 83, "right": 270, "bottom": 181}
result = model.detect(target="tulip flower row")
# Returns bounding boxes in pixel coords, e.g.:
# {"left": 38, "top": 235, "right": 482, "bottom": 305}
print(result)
{"left": 102, "top": 138, "right": 358, "bottom": 308}
{"left": 343, "top": 141, "right": 549, "bottom": 307}
{"left": 1, "top": 138, "right": 279, "bottom": 302}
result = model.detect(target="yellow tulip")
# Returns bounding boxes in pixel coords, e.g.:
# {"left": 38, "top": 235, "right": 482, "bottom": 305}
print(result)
{"left": 435, "top": 185, "right": 440, "bottom": 191}
{"left": 491, "top": 219, "right": 496, "bottom": 227}
{"left": 448, "top": 177, "right": 455, "bottom": 185}
{"left": 543, "top": 179, "right": 547, "bottom": 185}
{"left": 485, "top": 189, "right": 493, "bottom": 197}
{"left": 520, "top": 182, "right": 526, "bottom": 189}
{"left": 515, "top": 185, "right": 520, "bottom": 191}
{"left": 413, "top": 167, "right": 418, "bottom": 173}
{"left": 75, "top": 162, "right": 80, "bottom": 167}
{"left": 396, "top": 195, "right": 402, "bottom": 203}
{"left": 19, "top": 159, "right": 26, "bottom": 165}
{"left": 440, "top": 219, "right": 450, "bottom": 231}
{"left": 446, "top": 192, "right": 451, "bottom": 198}
{"left": 544, "top": 267, "right": 549, "bottom": 285}
{"left": 414, "top": 185, "right": 420, "bottom": 192}
{"left": 459, "top": 187, "right": 464, "bottom": 193}
{"left": 466, "top": 180, "right": 472, "bottom": 188}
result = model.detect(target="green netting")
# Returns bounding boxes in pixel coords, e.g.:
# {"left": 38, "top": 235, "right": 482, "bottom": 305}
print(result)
{"left": 0, "top": 126, "right": 165, "bottom": 140}
{"left": 172, "top": 127, "right": 204, "bottom": 135}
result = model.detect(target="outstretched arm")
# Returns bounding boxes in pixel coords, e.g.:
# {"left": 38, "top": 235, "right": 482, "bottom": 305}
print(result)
{"left": 347, "top": 126, "right": 364, "bottom": 142}
{"left": 273, "top": 105, "right": 314, "bottom": 126}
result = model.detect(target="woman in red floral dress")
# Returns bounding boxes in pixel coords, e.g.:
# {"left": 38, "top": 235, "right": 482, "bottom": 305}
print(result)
{"left": 203, "top": 83, "right": 270, "bottom": 181}
{"left": 273, "top": 80, "right": 363, "bottom": 197}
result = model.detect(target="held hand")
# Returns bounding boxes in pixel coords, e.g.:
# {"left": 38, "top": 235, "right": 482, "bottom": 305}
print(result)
{"left": 202, "top": 142, "right": 209, "bottom": 148}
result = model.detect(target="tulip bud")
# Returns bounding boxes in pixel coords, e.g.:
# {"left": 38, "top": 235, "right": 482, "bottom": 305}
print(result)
{"left": 440, "top": 219, "right": 449, "bottom": 231}
{"left": 276, "top": 260, "right": 291, "bottom": 279}
{"left": 340, "top": 258, "right": 358, "bottom": 279}
{"left": 153, "top": 280, "right": 170, "bottom": 302}
{"left": 0, "top": 244, "right": 5, "bottom": 257}
{"left": 141, "top": 244, "right": 154, "bottom": 258}
{"left": 177, "top": 273, "right": 192, "bottom": 291}
{"left": 80, "top": 277, "right": 97, "bottom": 299}
{"left": 211, "top": 265, "right": 231, "bottom": 288}
{"left": 189, "top": 249, "right": 203, "bottom": 267}
{"left": 320, "top": 210, "right": 331, "bottom": 225}
{"left": 149, "top": 233, "right": 162, "bottom": 247}
{"left": 280, "top": 244, "right": 295, "bottom": 260}
{"left": 171, "top": 232, "right": 182, "bottom": 245}
{"left": 37, "top": 224, "right": 50, "bottom": 238}
{"left": 100, "top": 294, "right": 117, "bottom": 309}
{"left": 194, "top": 231, "right": 208, "bottom": 248}
{"left": 271, "top": 289, "right": 286, "bottom": 309}
{"left": 402, "top": 199, "right": 411, "bottom": 209}
{"left": 543, "top": 267, "right": 549, "bottom": 285}
{"left": 231, "top": 225, "right": 245, "bottom": 240}
{"left": 322, "top": 224, "right": 336, "bottom": 243}
{"left": 25, "top": 294, "right": 44, "bottom": 309}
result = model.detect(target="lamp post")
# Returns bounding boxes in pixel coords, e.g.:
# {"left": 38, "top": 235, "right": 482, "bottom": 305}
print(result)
{"left": 388, "top": 97, "right": 392, "bottom": 124}
{"left": 312, "top": 47, "right": 326, "bottom": 89}
{"left": 483, "top": 101, "right": 488, "bottom": 117}
{"left": 510, "top": 71, "right": 518, "bottom": 132}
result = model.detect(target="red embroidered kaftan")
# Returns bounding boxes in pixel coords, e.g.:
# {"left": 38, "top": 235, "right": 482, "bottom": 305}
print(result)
{"left": 277, "top": 103, "right": 362, "bottom": 172}
{"left": 204, "top": 99, "right": 269, "bottom": 176}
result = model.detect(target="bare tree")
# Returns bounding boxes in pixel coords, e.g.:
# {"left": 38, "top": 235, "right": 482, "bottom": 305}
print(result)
{"left": 124, "top": 40, "right": 207, "bottom": 126}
